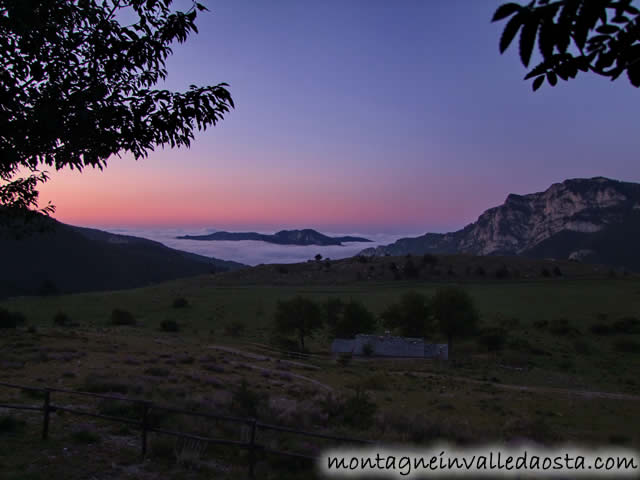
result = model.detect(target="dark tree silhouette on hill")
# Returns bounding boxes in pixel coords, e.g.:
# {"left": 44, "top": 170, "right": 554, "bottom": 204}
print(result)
{"left": 493, "top": 0, "right": 640, "bottom": 90}
{"left": 381, "top": 291, "right": 431, "bottom": 338}
{"left": 324, "top": 298, "right": 376, "bottom": 338}
{"left": 432, "top": 286, "right": 479, "bottom": 359}
{"left": 0, "top": 0, "right": 233, "bottom": 215}
{"left": 274, "top": 296, "right": 323, "bottom": 351}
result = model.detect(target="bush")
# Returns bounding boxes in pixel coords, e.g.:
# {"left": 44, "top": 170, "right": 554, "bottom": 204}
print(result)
{"left": 0, "top": 308, "right": 26, "bottom": 329}
{"left": 144, "top": 367, "right": 170, "bottom": 377}
{"left": 223, "top": 320, "right": 246, "bottom": 337}
{"left": 0, "top": 415, "right": 25, "bottom": 434}
{"left": 172, "top": 297, "right": 188, "bottom": 309}
{"left": 421, "top": 254, "right": 438, "bottom": 267}
{"left": 548, "top": 318, "right": 580, "bottom": 336}
{"left": 590, "top": 323, "right": 612, "bottom": 335}
{"left": 53, "top": 311, "right": 71, "bottom": 327}
{"left": 541, "top": 268, "right": 551, "bottom": 278}
{"left": 160, "top": 319, "right": 180, "bottom": 332}
{"left": 336, "top": 353, "right": 352, "bottom": 367}
{"left": 552, "top": 266, "right": 563, "bottom": 276}
{"left": 613, "top": 339, "right": 640, "bottom": 354}
{"left": 231, "top": 379, "right": 267, "bottom": 418}
{"left": 83, "top": 376, "right": 135, "bottom": 394}
{"left": 494, "top": 265, "right": 510, "bottom": 279}
{"left": 362, "top": 342, "right": 374, "bottom": 357}
{"left": 613, "top": 316, "right": 640, "bottom": 334}
{"left": 478, "top": 327, "right": 508, "bottom": 352}
{"left": 474, "top": 265, "right": 486, "bottom": 276}
{"left": 71, "top": 429, "right": 101, "bottom": 444}
{"left": 321, "top": 388, "right": 377, "bottom": 430}
{"left": 110, "top": 309, "right": 136, "bottom": 326}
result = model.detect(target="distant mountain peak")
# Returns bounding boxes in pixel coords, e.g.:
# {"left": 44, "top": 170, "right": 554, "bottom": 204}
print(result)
{"left": 360, "top": 177, "right": 640, "bottom": 271}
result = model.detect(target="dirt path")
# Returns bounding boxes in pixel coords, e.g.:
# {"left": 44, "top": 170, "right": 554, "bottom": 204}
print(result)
{"left": 395, "top": 371, "right": 640, "bottom": 401}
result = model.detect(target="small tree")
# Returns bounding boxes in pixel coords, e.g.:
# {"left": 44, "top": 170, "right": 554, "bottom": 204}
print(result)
{"left": 273, "top": 296, "right": 323, "bottom": 351}
{"left": 381, "top": 291, "right": 431, "bottom": 338}
{"left": 432, "top": 286, "right": 479, "bottom": 359}
{"left": 325, "top": 298, "right": 376, "bottom": 338}
{"left": 315, "top": 254, "right": 323, "bottom": 262}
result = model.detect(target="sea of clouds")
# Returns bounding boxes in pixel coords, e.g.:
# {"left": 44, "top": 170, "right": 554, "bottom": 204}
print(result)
{"left": 105, "top": 227, "right": 412, "bottom": 266}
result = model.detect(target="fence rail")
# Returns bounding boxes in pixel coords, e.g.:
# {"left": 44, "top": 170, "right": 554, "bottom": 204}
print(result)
{"left": 0, "top": 380, "right": 374, "bottom": 477}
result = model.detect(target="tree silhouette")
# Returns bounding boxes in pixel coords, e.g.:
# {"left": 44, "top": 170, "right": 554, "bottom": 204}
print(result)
{"left": 0, "top": 0, "right": 234, "bottom": 215}
{"left": 431, "top": 286, "right": 479, "bottom": 359}
{"left": 381, "top": 291, "right": 431, "bottom": 338}
{"left": 273, "top": 296, "right": 323, "bottom": 351}
{"left": 493, "top": 0, "right": 640, "bottom": 90}
{"left": 324, "top": 298, "right": 376, "bottom": 338}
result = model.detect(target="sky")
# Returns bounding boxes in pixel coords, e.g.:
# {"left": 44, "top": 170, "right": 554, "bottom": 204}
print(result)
{"left": 39, "top": 0, "right": 640, "bottom": 235}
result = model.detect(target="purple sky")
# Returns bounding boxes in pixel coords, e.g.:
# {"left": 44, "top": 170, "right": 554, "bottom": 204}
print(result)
{"left": 43, "top": 0, "right": 640, "bottom": 234}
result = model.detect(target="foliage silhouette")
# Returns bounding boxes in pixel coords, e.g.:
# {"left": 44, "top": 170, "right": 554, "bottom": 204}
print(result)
{"left": 493, "top": 0, "right": 640, "bottom": 90}
{"left": 432, "top": 286, "right": 479, "bottom": 359}
{"left": 381, "top": 291, "right": 431, "bottom": 338}
{"left": 273, "top": 296, "right": 323, "bottom": 351}
{"left": 324, "top": 298, "right": 376, "bottom": 338}
{"left": 0, "top": 0, "right": 233, "bottom": 214}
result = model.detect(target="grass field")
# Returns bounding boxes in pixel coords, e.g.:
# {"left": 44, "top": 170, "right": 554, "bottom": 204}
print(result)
{"left": 1, "top": 272, "right": 640, "bottom": 479}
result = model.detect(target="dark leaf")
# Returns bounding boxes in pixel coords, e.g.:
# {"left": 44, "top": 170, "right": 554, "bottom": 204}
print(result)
{"left": 628, "top": 61, "right": 640, "bottom": 87}
{"left": 519, "top": 15, "right": 540, "bottom": 67}
{"left": 492, "top": 3, "right": 522, "bottom": 22}
{"left": 532, "top": 75, "right": 545, "bottom": 91}
{"left": 546, "top": 71, "right": 558, "bottom": 85}
{"left": 500, "top": 13, "right": 524, "bottom": 53}
{"left": 596, "top": 24, "right": 619, "bottom": 34}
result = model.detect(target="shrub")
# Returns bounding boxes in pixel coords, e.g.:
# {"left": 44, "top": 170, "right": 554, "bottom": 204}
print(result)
{"left": 336, "top": 353, "right": 352, "bottom": 367}
{"left": 83, "top": 376, "right": 134, "bottom": 394}
{"left": 223, "top": 320, "right": 246, "bottom": 337}
{"left": 144, "top": 367, "right": 170, "bottom": 377}
{"left": 357, "top": 255, "right": 369, "bottom": 264}
{"left": 477, "top": 327, "right": 508, "bottom": 352}
{"left": 421, "top": 254, "right": 438, "bottom": 267}
{"left": 552, "top": 266, "right": 563, "bottom": 276}
{"left": 613, "top": 339, "right": 640, "bottom": 354}
{"left": 494, "top": 265, "right": 510, "bottom": 279}
{"left": 590, "top": 323, "right": 612, "bottom": 335}
{"left": 403, "top": 258, "right": 419, "bottom": 279}
{"left": 231, "top": 379, "right": 267, "bottom": 418}
{"left": 276, "top": 265, "right": 288, "bottom": 274}
{"left": 474, "top": 265, "right": 486, "bottom": 276}
{"left": 172, "top": 297, "right": 188, "bottom": 309}
{"left": 53, "top": 311, "right": 71, "bottom": 327}
{"left": 541, "top": 268, "right": 551, "bottom": 278}
{"left": 110, "top": 309, "right": 136, "bottom": 326}
{"left": 362, "top": 342, "right": 375, "bottom": 357}
{"left": 0, "top": 308, "right": 26, "bottom": 329}
{"left": 613, "top": 316, "right": 640, "bottom": 334}
{"left": 0, "top": 415, "right": 25, "bottom": 434}
{"left": 548, "top": 318, "right": 580, "bottom": 336}
{"left": 160, "top": 320, "right": 180, "bottom": 332}
{"left": 321, "top": 388, "right": 377, "bottom": 430}
{"left": 71, "top": 429, "right": 101, "bottom": 444}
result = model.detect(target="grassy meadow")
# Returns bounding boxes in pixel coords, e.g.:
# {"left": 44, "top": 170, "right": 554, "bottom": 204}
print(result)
{"left": 1, "top": 264, "right": 640, "bottom": 479}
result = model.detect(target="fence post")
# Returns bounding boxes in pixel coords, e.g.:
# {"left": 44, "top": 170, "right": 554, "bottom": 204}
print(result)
{"left": 141, "top": 402, "right": 150, "bottom": 458}
{"left": 248, "top": 418, "right": 257, "bottom": 479}
{"left": 42, "top": 389, "right": 50, "bottom": 440}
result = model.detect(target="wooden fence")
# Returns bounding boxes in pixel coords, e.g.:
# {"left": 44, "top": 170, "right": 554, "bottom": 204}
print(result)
{"left": 0, "top": 380, "right": 373, "bottom": 477}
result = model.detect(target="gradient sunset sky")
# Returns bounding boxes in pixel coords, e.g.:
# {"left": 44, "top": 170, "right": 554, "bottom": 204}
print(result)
{"left": 39, "top": 0, "right": 640, "bottom": 234}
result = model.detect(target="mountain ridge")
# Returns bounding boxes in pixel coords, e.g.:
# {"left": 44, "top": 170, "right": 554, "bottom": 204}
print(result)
{"left": 360, "top": 177, "right": 640, "bottom": 271}
{"left": 177, "top": 228, "right": 372, "bottom": 246}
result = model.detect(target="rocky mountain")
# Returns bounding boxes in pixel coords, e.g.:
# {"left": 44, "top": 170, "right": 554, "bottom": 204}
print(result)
{"left": 0, "top": 214, "right": 245, "bottom": 298}
{"left": 177, "top": 228, "right": 372, "bottom": 246}
{"left": 360, "top": 177, "right": 640, "bottom": 271}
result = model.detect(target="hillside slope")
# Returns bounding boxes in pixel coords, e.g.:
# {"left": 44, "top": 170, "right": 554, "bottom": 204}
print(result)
{"left": 0, "top": 215, "right": 244, "bottom": 298}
